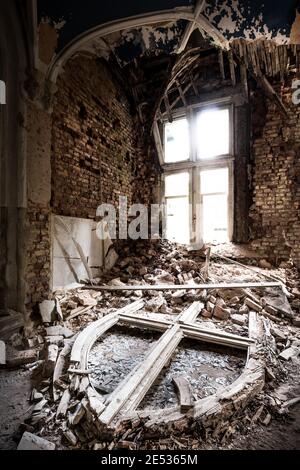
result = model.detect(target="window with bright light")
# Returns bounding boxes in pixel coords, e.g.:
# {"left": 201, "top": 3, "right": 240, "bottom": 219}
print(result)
{"left": 164, "top": 118, "right": 190, "bottom": 163}
{"left": 196, "top": 108, "right": 230, "bottom": 159}
{"left": 200, "top": 167, "right": 229, "bottom": 243}
{"left": 165, "top": 172, "right": 189, "bottom": 244}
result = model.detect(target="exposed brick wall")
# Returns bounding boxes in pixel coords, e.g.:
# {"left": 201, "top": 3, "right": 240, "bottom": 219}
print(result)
{"left": 25, "top": 100, "right": 52, "bottom": 311}
{"left": 25, "top": 204, "right": 51, "bottom": 308}
{"left": 249, "top": 77, "right": 300, "bottom": 267}
{"left": 51, "top": 56, "right": 159, "bottom": 219}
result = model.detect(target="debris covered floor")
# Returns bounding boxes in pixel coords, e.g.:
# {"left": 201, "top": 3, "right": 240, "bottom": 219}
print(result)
{"left": 1, "top": 240, "right": 300, "bottom": 450}
{"left": 1, "top": 0, "right": 300, "bottom": 453}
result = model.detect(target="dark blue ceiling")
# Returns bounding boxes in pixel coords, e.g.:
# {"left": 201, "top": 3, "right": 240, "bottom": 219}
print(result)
{"left": 38, "top": 0, "right": 193, "bottom": 52}
{"left": 38, "top": 0, "right": 300, "bottom": 55}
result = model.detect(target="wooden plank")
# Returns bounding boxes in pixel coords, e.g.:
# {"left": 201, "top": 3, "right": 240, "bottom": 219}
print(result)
{"left": 177, "top": 301, "right": 203, "bottom": 324}
{"left": 176, "top": 80, "right": 187, "bottom": 106}
{"left": 176, "top": 0, "right": 206, "bottom": 54}
{"left": 82, "top": 281, "right": 282, "bottom": 292}
{"left": 228, "top": 50, "right": 236, "bottom": 86}
{"left": 66, "top": 305, "right": 93, "bottom": 321}
{"left": 153, "top": 120, "right": 164, "bottom": 166}
{"left": 181, "top": 323, "right": 254, "bottom": 350}
{"left": 218, "top": 49, "right": 225, "bottom": 79}
{"left": 99, "top": 324, "right": 183, "bottom": 425}
{"left": 172, "top": 376, "right": 193, "bottom": 411}
{"left": 122, "top": 329, "right": 183, "bottom": 415}
{"left": 119, "top": 314, "right": 171, "bottom": 331}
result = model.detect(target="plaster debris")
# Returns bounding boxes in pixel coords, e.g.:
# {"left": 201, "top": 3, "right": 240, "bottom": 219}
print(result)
{"left": 17, "top": 432, "right": 55, "bottom": 451}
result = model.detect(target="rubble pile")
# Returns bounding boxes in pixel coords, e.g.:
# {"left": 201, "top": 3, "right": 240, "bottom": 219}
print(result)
{"left": 1, "top": 239, "right": 300, "bottom": 450}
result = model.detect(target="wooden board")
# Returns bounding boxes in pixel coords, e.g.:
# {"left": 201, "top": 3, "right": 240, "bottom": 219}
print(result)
{"left": 82, "top": 281, "right": 282, "bottom": 292}
{"left": 99, "top": 324, "right": 183, "bottom": 425}
{"left": 172, "top": 376, "right": 193, "bottom": 411}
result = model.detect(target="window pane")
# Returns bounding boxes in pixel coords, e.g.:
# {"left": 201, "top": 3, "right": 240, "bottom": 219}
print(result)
{"left": 196, "top": 108, "right": 229, "bottom": 159}
{"left": 165, "top": 172, "right": 189, "bottom": 197}
{"left": 166, "top": 197, "right": 189, "bottom": 244}
{"left": 202, "top": 194, "right": 228, "bottom": 243}
{"left": 164, "top": 118, "right": 189, "bottom": 163}
{"left": 200, "top": 168, "right": 228, "bottom": 194}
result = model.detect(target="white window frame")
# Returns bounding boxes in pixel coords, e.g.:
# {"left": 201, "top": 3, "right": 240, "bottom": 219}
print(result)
{"left": 162, "top": 98, "right": 234, "bottom": 245}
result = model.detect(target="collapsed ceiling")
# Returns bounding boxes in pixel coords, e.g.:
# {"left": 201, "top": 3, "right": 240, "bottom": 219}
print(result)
{"left": 38, "top": 0, "right": 300, "bottom": 67}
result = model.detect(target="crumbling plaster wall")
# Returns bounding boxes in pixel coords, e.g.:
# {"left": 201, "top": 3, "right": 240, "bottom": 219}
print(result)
{"left": 249, "top": 77, "right": 300, "bottom": 267}
{"left": 25, "top": 100, "right": 52, "bottom": 310}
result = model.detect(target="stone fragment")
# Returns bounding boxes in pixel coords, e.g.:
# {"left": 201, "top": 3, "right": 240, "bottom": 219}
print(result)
{"left": 245, "top": 298, "right": 262, "bottom": 312}
{"left": 55, "top": 298, "right": 64, "bottom": 321}
{"left": 56, "top": 389, "right": 71, "bottom": 418}
{"left": 6, "top": 349, "right": 37, "bottom": 368}
{"left": 43, "top": 344, "right": 58, "bottom": 377}
{"left": 239, "top": 304, "right": 249, "bottom": 315}
{"left": 139, "top": 266, "right": 147, "bottom": 276}
{"left": 228, "top": 296, "right": 240, "bottom": 306}
{"left": 31, "top": 389, "right": 43, "bottom": 403}
{"left": 63, "top": 430, "right": 77, "bottom": 446}
{"left": 45, "top": 326, "right": 73, "bottom": 338}
{"left": 201, "top": 309, "right": 212, "bottom": 318}
{"left": 259, "top": 259, "right": 272, "bottom": 269}
{"left": 270, "top": 326, "right": 286, "bottom": 341}
{"left": 17, "top": 432, "right": 55, "bottom": 450}
{"left": 0, "top": 340, "right": 6, "bottom": 365}
{"left": 116, "top": 441, "right": 137, "bottom": 450}
{"left": 292, "top": 317, "right": 300, "bottom": 327}
{"left": 213, "top": 305, "right": 231, "bottom": 320}
{"left": 39, "top": 300, "right": 56, "bottom": 323}
{"left": 231, "top": 314, "right": 247, "bottom": 326}
{"left": 279, "top": 346, "right": 300, "bottom": 361}
{"left": 68, "top": 403, "right": 86, "bottom": 426}
{"left": 45, "top": 335, "right": 64, "bottom": 346}
{"left": 86, "top": 387, "right": 105, "bottom": 416}
{"left": 206, "top": 301, "right": 215, "bottom": 312}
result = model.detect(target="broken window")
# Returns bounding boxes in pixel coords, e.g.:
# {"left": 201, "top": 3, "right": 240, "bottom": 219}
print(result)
{"left": 164, "top": 117, "right": 190, "bottom": 163}
{"left": 164, "top": 172, "right": 190, "bottom": 244}
{"left": 196, "top": 107, "right": 230, "bottom": 159}
{"left": 163, "top": 102, "right": 233, "bottom": 245}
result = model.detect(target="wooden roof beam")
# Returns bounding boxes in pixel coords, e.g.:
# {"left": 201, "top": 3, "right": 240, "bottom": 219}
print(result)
{"left": 176, "top": 0, "right": 206, "bottom": 54}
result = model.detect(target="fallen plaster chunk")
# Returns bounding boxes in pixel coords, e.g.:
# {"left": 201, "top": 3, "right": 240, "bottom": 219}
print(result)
{"left": 245, "top": 298, "right": 262, "bottom": 312}
{"left": 68, "top": 403, "right": 86, "bottom": 426}
{"left": 43, "top": 344, "right": 59, "bottom": 377}
{"left": 6, "top": 349, "right": 37, "bottom": 368}
{"left": 45, "top": 335, "right": 64, "bottom": 346}
{"left": 292, "top": 317, "right": 300, "bottom": 327}
{"left": 31, "top": 389, "right": 43, "bottom": 403}
{"left": 63, "top": 430, "right": 77, "bottom": 446}
{"left": 279, "top": 346, "right": 300, "bottom": 361}
{"left": 270, "top": 325, "right": 286, "bottom": 342}
{"left": 56, "top": 389, "right": 71, "bottom": 418}
{"left": 87, "top": 386, "right": 105, "bottom": 416}
{"left": 231, "top": 314, "right": 247, "bottom": 326}
{"left": 39, "top": 300, "right": 56, "bottom": 323}
{"left": 213, "top": 304, "right": 231, "bottom": 320}
{"left": 0, "top": 340, "right": 6, "bottom": 365}
{"left": 46, "top": 326, "right": 73, "bottom": 338}
{"left": 17, "top": 432, "right": 55, "bottom": 450}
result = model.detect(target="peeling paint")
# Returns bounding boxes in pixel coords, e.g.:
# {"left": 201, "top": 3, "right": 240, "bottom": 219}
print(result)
{"left": 39, "top": 16, "right": 66, "bottom": 64}
{"left": 111, "top": 21, "right": 185, "bottom": 65}
{"left": 203, "top": 0, "right": 296, "bottom": 45}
